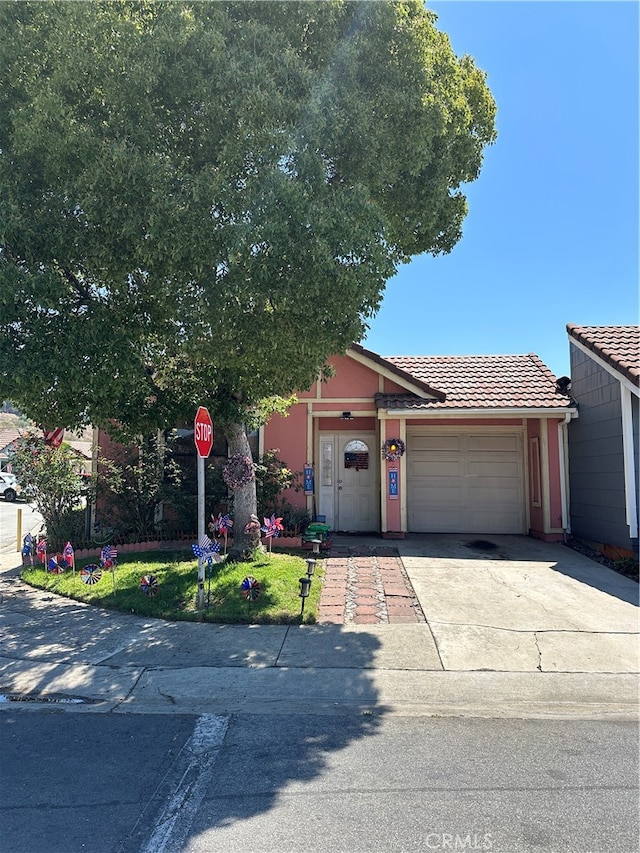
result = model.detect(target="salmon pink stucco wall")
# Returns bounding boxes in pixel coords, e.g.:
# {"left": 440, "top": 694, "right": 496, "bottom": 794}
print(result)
{"left": 546, "top": 418, "right": 563, "bottom": 535}
{"left": 526, "top": 418, "right": 564, "bottom": 542}
{"left": 527, "top": 419, "right": 543, "bottom": 537}
{"left": 382, "top": 418, "right": 402, "bottom": 532}
{"left": 263, "top": 403, "right": 309, "bottom": 511}
{"left": 321, "top": 355, "right": 382, "bottom": 398}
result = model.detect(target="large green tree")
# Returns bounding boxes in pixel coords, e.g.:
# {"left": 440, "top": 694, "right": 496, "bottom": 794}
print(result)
{"left": 0, "top": 1, "right": 496, "bottom": 551}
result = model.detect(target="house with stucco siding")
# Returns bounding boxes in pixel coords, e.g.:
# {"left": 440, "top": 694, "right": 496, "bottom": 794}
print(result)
{"left": 262, "top": 343, "right": 576, "bottom": 540}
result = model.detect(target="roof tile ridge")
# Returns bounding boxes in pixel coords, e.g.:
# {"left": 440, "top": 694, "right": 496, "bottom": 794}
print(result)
{"left": 526, "top": 352, "right": 560, "bottom": 384}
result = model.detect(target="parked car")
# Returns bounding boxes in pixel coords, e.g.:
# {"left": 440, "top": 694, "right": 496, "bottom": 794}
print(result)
{"left": 0, "top": 473, "right": 21, "bottom": 502}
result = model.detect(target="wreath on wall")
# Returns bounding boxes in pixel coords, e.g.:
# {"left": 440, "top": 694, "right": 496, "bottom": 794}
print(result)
{"left": 382, "top": 438, "right": 405, "bottom": 461}
{"left": 223, "top": 453, "right": 255, "bottom": 490}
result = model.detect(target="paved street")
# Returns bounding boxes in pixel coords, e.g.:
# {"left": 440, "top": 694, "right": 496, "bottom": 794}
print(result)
{"left": 0, "top": 498, "right": 42, "bottom": 554}
{"left": 0, "top": 711, "right": 637, "bottom": 853}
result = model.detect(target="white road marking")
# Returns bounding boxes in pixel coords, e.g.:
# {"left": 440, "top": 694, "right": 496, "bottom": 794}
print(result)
{"left": 141, "top": 713, "right": 229, "bottom": 853}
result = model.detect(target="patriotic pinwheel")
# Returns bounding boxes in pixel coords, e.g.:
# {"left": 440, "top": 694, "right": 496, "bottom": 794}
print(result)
{"left": 63, "top": 541, "right": 75, "bottom": 572}
{"left": 261, "top": 514, "right": 284, "bottom": 553}
{"left": 241, "top": 575, "right": 261, "bottom": 601}
{"left": 47, "top": 554, "right": 69, "bottom": 574}
{"left": 141, "top": 574, "right": 159, "bottom": 597}
{"left": 209, "top": 513, "right": 233, "bottom": 555}
{"left": 262, "top": 515, "right": 284, "bottom": 539}
{"left": 100, "top": 545, "right": 118, "bottom": 569}
{"left": 80, "top": 564, "right": 103, "bottom": 585}
{"left": 21, "top": 534, "right": 34, "bottom": 565}
{"left": 192, "top": 535, "right": 221, "bottom": 560}
{"left": 36, "top": 538, "right": 47, "bottom": 564}
{"left": 210, "top": 513, "right": 233, "bottom": 537}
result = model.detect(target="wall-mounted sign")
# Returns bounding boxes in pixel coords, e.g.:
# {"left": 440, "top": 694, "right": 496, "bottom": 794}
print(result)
{"left": 388, "top": 468, "right": 399, "bottom": 499}
{"left": 303, "top": 464, "right": 314, "bottom": 495}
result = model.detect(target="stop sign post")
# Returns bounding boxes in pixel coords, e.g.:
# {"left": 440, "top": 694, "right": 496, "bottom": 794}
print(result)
{"left": 194, "top": 407, "right": 213, "bottom": 608}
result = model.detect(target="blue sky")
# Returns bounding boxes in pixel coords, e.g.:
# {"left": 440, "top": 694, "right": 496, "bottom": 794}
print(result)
{"left": 362, "top": 1, "right": 639, "bottom": 378}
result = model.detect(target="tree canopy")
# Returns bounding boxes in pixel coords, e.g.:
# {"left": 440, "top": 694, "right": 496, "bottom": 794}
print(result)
{"left": 0, "top": 0, "right": 496, "bottom": 437}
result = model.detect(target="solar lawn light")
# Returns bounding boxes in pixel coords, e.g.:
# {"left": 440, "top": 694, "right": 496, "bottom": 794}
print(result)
{"left": 298, "top": 575, "right": 312, "bottom": 614}
{"left": 305, "top": 558, "right": 316, "bottom": 577}
{"left": 311, "top": 538, "right": 321, "bottom": 555}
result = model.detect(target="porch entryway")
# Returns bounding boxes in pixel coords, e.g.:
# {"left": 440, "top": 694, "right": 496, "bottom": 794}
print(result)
{"left": 318, "top": 432, "right": 378, "bottom": 531}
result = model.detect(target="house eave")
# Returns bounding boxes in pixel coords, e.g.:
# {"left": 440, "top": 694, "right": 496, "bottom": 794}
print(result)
{"left": 382, "top": 407, "right": 578, "bottom": 418}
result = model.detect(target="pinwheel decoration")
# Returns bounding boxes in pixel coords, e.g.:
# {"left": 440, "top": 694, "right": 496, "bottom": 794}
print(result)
{"left": 80, "top": 564, "right": 103, "bottom": 585}
{"left": 209, "top": 513, "right": 233, "bottom": 556}
{"left": 21, "top": 534, "right": 34, "bottom": 566}
{"left": 192, "top": 535, "right": 221, "bottom": 560}
{"left": 100, "top": 545, "right": 118, "bottom": 570}
{"left": 262, "top": 515, "right": 284, "bottom": 538}
{"left": 63, "top": 541, "right": 75, "bottom": 573}
{"left": 241, "top": 575, "right": 261, "bottom": 601}
{"left": 140, "top": 574, "right": 159, "bottom": 597}
{"left": 36, "top": 538, "right": 47, "bottom": 565}
{"left": 261, "top": 514, "right": 284, "bottom": 553}
{"left": 100, "top": 545, "right": 118, "bottom": 595}
{"left": 47, "top": 554, "right": 69, "bottom": 574}
{"left": 211, "top": 513, "right": 234, "bottom": 537}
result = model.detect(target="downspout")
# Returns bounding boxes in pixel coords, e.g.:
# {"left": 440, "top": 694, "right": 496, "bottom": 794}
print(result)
{"left": 558, "top": 413, "right": 572, "bottom": 541}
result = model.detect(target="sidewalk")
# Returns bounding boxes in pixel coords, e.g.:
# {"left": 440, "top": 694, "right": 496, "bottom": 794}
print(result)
{"left": 0, "top": 535, "right": 637, "bottom": 720}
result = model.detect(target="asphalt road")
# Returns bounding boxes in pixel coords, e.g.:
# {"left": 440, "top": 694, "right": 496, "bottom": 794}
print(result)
{"left": 0, "top": 499, "right": 43, "bottom": 554}
{"left": 1, "top": 711, "right": 637, "bottom": 853}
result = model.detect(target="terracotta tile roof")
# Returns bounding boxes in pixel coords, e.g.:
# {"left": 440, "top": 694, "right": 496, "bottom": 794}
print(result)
{"left": 567, "top": 324, "right": 640, "bottom": 386}
{"left": 349, "top": 343, "right": 445, "bottom": 400}
{"left": 379, "top": 354, "right": 574, "bottom": 410}
{"left": 0, "top": 429, "right": 22, "bottom": 455}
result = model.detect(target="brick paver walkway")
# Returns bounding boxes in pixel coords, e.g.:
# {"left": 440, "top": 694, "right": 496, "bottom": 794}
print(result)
{"left": 317, "top": 543, "right": 426, "bottom": 625}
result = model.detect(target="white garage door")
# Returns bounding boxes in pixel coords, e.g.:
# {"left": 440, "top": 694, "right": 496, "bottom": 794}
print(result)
{"left": 407, "top": 431, "right": 525, "bottom": 534}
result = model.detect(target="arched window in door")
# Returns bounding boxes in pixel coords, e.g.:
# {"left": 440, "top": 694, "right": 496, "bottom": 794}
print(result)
{"left": 344, "top": 439, "right": 369, "bottom": 471}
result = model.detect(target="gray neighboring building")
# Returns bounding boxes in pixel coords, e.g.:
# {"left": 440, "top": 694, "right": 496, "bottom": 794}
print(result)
{"left": 567, "top": 324, "right": 639, "bottom": 557}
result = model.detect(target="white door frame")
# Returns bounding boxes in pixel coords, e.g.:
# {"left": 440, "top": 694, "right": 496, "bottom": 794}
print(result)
{"left": 318, "top": 432, "right": 378, "bottom": 531}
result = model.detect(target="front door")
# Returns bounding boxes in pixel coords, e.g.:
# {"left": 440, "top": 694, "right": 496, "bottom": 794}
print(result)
{"left": 318, "top": 433, "right": 378, "bottom": 531}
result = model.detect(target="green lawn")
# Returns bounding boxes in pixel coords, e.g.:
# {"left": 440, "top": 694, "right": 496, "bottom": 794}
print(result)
{"left": 21, "top": 549, "right": 324, "bottom": 624}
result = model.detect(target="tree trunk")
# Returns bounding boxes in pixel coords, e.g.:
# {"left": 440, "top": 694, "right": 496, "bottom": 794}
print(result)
{"left": 224, "top": 421, "right": 262, "bottom": 561}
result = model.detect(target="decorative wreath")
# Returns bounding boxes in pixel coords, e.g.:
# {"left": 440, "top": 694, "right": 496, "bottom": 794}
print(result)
{"left": 223, "top": 453, "right": 255, "bottom": 490}
{"left": 382, "top": 438, "right": 406, "bottom": 461}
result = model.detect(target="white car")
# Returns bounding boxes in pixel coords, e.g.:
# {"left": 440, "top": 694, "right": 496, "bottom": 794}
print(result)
{"left": 0, "top": 473, "right": 21, "bottom": 502}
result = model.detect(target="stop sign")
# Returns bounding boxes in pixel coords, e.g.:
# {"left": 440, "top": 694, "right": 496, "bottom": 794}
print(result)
{"left": 194, "top": 406, "right": 213, "bottom": 458}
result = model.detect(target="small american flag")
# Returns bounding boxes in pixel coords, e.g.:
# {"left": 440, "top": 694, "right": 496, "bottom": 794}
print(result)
{"left": 63, "top": 542, "right": 74, "bottom": 558}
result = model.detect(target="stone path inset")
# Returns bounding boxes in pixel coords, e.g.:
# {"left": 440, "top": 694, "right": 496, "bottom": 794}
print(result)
{"left": 317, "top": 543, "right": 426, "bottom": 625}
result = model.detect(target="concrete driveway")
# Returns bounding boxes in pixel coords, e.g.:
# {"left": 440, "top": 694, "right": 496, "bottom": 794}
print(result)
{"left": 395, "top": 534, "right": 639, "bottom": 674}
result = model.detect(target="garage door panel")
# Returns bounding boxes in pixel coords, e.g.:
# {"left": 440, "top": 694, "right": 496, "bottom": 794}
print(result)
{"left": 468, "top": 510, "right": 523, "bottom": 533}
{"left": 411, "top": 485, "right": 461, "bottom": 505}
{"left": 417, "top": 460, "right": 463, "bottom": 477}
{"left": 469, "top": 434, "right": 520, "bottom": 452}
{"left": 468, "top": 459, "right": 521, "bottom": 478}
{"left": 410, "top": 434, "right": 461, "bottom": 452}
{"left": 407, "top": 430, "right": 524, "bottom": 534}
